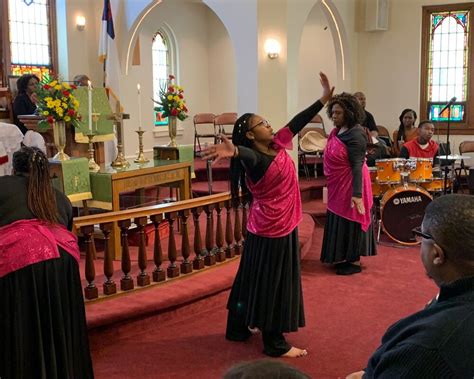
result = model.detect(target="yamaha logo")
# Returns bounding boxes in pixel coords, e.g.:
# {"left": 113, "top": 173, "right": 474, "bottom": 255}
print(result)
{"left": 393, "top": 196, "right": 423, "bottom": 205}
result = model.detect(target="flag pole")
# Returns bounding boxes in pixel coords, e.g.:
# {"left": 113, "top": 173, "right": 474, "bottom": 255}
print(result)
{"left": 103, "top": 58, "right": 107, "bottom": 88}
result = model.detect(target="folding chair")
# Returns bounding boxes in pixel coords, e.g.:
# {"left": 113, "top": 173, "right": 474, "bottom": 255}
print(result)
{"left": 214, "top": 112, "right": 237, "bottom": 140}
{"left": 193, "top": 113, "right": 216, "bottom": 156}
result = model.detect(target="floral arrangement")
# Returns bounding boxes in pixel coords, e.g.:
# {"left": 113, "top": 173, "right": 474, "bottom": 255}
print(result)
{"left": 35, "top": 77, "right": 81, "bottom": 130}
{"left": 153, "top": 74, "right": 189, "bottom": 121}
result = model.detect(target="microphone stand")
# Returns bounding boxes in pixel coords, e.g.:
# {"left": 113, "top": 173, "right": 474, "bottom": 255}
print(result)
{"left": 443, "top": 104, "right": 452, "bottom": 195}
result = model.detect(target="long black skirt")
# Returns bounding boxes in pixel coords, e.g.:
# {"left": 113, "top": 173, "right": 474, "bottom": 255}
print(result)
{"left": 320, "top": 210, "right": 377, "bottom": 264}
{"left": 0, "top": 248, "right": 94, "bottom": 379}
{"left": 227, "top": 229, "right": 305, "bottom": 333}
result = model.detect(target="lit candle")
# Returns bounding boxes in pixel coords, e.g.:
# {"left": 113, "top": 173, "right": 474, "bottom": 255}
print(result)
{"left": 137, "top": 83, "right": 142, "bottom": 131}
{"left": 88, "top": 80, "right": 92, "bottom": 132}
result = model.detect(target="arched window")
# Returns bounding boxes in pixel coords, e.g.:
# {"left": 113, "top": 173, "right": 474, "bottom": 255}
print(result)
{"left": 421, "top": 4, "right": 474, "bottom": 134}
{"left": 152, "top": 31, "right": 170, "bottom": 126}
{"left": 2, "top": 0, "right": 57, "bottom": 82}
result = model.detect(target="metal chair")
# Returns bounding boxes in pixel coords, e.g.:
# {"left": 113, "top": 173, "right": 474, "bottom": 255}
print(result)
{"left": 214, "top": 112, "right": 237, "bottom": 139}
{"left": 298, "top": 121, "right": 327, "bottom": 180}
{"left": 193, "top": 113, "right": 216, "bottom": 156}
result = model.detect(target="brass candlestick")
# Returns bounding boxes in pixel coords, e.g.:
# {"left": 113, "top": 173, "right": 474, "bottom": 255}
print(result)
{"left": 85, "top": 133, "right": 100, "bottom": 172}
{"left": 134, "top": 130, "right": 149, "bottom": 163}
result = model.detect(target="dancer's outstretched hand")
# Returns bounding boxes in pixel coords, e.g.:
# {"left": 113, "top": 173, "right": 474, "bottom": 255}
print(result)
{"left": 320, "top": 72, "right": 335, "bottom": 104}
{"left": 201, "top": 134, "right": 235, "bottom": 165}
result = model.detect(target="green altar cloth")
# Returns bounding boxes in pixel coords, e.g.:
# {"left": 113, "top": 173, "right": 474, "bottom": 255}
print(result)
{"left": 89, "top": 159, "right": 187, "bottom": 205}
{"left": 50, "top": 157, "right": 92, "bottom": 202}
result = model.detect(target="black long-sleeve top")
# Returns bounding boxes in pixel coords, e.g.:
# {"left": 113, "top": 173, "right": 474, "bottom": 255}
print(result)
{"left": 238, "top": 100, "right": 324, "bottom": 183}
{"left": 364, "top": 275, "right": 474, "bottom": 378}
{"left": 13, "top": 93, "right": 37, "bottom": 135}
{"left": 336, "top": 126, "right": 367, "bottom": 198}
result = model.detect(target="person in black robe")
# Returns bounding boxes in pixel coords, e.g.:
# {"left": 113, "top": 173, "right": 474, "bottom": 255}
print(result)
{"left": 0, "top": 146, "right": 94, "bottom": 379}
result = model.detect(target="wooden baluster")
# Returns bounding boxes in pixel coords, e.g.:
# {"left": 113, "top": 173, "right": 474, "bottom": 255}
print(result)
{"left": 179, "top": 210, "right": 193, "bottom": 274}
{"left": 134, "top": 216, "right": 150, "bottom": 286}
{"left": 224, "top": 200, "right": 234, "bottom": 258}
{"left": 233, "top": 200, "right": 242, "bottom": 255}
{"left": 192, "top": 207, "right": 205, "bottom": 270}
{"left": 204, "top": 205, "right": 216, "bottom": 266}
{"left": 118, "top": 219, "right": 134, "bottom": 291}
{"left": 100, "top": 222, "right": 117, "bottom": 295}
{"left": 166, "top": 212, "right": 180, "bottom": 278}
{"left": 81, "top": 225, "right": 98, "bottom": 300}
{"left": 214, "top": 202, "right": 225, "bottom": 262}
{"left": 150, "top": 214, "right": 166, "bottom": 282}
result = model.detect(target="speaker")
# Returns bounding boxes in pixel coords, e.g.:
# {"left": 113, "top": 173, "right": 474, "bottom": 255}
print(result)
{"left": 365, "top": 0, "right": 389, "bottom": 32}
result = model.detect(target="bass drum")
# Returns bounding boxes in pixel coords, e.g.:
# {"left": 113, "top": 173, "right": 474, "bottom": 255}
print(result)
{"left": 380, "top": 186, "right": 432, "bottom": 245}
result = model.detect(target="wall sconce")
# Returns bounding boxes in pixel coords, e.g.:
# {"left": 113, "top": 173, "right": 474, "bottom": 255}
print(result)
{"left": 264, "top": 38, "right": 281, "bottom": 59}
{"left": 76, "top": 15, "right": 86, "bottom": 31}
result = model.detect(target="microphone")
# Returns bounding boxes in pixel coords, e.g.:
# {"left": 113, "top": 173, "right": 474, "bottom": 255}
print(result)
{"left": 439, "top": 96, "right": 457, "bottom": 114}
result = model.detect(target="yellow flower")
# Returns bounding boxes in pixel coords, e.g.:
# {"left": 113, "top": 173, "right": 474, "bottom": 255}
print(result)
{"left": 47, "top": 101, "right": 54, "bottom": 109}
{"left": 42, "top": 111, "right": 49, "bottom": 116}
{"left": 45, "top": 97, "right": 53, "bottom": 102}
{"left": 73, "top": 99, "right": 79, "bottom": 108}
{"left": 64, "top": 116, "right": 71, "bottom": 122}
{"left": 54, "top": 85, "right": 62, "bottom": 90}
{"left": 50, "top": 80, "right": 57, "bottom": 87}
{"left": 63, "top": 83, "right": 70, "bottom": 89}
{"left": 173, "top": 96, "right": 179, "bottom": 102}
{"left": 167, "top": 95, "right": 173, "bottom": 101}
{"left": 62, "top": 102, "right": 68, "bottom": 109}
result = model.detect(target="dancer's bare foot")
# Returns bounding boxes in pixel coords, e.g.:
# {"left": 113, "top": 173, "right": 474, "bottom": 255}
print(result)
{"left": 248, "top": 326, "right": 260, "bottom": 335}
{"left": 282, "top": 347, "right": 308, "bottom": 358}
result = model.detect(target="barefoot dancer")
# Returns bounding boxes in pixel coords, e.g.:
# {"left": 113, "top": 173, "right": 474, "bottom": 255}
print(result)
{"left": 202, "top": 72, "right": 334, "bottom": 358}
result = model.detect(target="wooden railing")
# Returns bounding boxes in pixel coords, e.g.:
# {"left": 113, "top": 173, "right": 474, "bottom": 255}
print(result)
{"left": 73, "top": 192, "right": 248, "bottom": 301}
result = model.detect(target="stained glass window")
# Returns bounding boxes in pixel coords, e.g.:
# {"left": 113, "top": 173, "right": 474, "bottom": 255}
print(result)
{"left": 152, "top": 31, "right": 169, "bottom": 126}
{"left": 8, "top": 0, "right": 53, "bottom": 80}
{"left": 427, "top": 10, "right": 469, "bottom": 122}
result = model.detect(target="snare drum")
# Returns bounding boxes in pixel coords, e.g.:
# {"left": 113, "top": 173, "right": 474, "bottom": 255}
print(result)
{"left": 375, "top": 158, "right": 405, "bottom": 184}
{"left": 408, "top": 158, "right": 433, "bottom": 183}
{"left": 380, "top": 185, "right": 432, "bottom": 245}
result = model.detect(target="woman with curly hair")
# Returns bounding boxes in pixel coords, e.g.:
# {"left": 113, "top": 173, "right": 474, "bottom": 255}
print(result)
{"left": 320, "top": 93, "right": 377, "bottom": 275}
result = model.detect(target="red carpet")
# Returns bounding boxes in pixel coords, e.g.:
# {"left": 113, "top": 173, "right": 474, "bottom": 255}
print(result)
{"left": 89, "top": 223, "right": 437, "bottom": 378}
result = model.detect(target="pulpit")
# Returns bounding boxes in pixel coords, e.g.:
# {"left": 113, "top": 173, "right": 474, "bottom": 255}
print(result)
{"left": 19, "top": 115, "right": 105, "bottom": 164}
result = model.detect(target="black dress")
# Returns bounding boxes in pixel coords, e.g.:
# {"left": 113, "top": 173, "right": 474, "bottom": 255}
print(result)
{"left": 0, "top": 175, "right": 94, "bottom": 379}
{"left": 226, "top": 100, "right": 324, "bottom": 356}
{"left": 320, "top": 127, "right": 377, "bottom": 264}
{"left": 13, "top": 92, "right": 37, "bottom": 135}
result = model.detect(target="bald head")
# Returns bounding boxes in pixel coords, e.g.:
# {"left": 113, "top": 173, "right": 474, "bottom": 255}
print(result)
{"left": 423, "top": 195, "right": 474, "bottom": 265}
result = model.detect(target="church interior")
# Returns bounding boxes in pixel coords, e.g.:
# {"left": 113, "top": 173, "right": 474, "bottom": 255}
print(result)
{"left": 1, "top": 0, "right": 474, "bottom": 378}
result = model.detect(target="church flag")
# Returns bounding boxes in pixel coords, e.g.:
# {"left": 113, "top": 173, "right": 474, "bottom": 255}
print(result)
{"left": 98, "top": 0, "right": 115, "bottom": 63}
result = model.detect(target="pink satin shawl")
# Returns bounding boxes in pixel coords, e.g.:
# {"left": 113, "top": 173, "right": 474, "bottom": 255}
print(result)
{"left": 0, "top": 219, "right": 80, "bottom": 278}
{"left": 323, "top": 129, "right": 373, "bottom": 231}
{"left": 246, "top": 127, "right": 302, "bottom": 238}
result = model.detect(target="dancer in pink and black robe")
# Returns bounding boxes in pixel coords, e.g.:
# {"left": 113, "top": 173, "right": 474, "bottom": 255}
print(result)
{"left": 320, "top": 93, "right": 377, "bottom": 275}
{"left": 0, "top": 146, "right": 94, "bottom": 379}
{"left": 202, "top": 72, "right": 334, "bottom": 358}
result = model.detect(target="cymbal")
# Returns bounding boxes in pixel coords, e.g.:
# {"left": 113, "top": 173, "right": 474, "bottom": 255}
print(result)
{"left": 439, "top": 154, "right": 471, "bottom": 160}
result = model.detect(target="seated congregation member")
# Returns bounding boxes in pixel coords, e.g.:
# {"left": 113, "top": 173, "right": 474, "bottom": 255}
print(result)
{"left": 353, "top": 91, "right": 390, "bottom": 166}
{"left": 12, "top": 74, "right": 39, "bottom": 135}
{"left": 392, "top": 108, "right": 418, "bottom": 156}
{"left": 354, "top": 91, "right": 378, "bottom": 136}
{"left": 73, "top": 73, "right": 91, "bottom": 87}
{"left": 203, "top": 73, "right": 334, "bottom": 358}
{"left": 0, "top": 146, "right": 94, "bottom": 379}
{"left": 223, "top": 359, "right": 310, "bottom": 379}
{"left": 399, "top": 120, "right": 439, "bottom": 162}
{"left": 320, "top": 93, "right": 377, "bottom": 275}
{"left": 346, "top": 194, "right": 474, "bottom": 379}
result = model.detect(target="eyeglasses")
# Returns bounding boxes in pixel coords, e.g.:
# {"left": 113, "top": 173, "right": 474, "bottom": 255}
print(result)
{"left": 412, "top": 227, "right": 433, "bottom": 240}
{"left": 249, "top": 119, "right": 270, "bottom": 130}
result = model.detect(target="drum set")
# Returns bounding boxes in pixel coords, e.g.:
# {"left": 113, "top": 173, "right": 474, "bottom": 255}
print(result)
{"left": 370, "top": 158, "right": 452, "bottom": 245}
